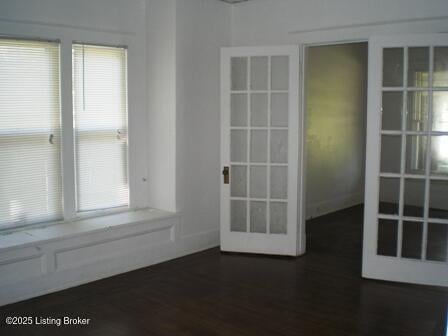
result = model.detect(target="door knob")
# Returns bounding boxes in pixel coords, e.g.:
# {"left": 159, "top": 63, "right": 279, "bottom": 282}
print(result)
{"left": 222, "top": 166, "right": 229, "bottom": 184}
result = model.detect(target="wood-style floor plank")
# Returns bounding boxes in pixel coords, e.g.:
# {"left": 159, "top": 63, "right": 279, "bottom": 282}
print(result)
{"left": 0, "top": 205, "right": 447, "bottom": 335}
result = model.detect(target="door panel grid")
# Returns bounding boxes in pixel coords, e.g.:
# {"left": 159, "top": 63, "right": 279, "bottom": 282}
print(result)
{"left": 221, "top": 45, "right": 301, "bottom": 256}
{"left": 230, "top": 55, "right": 289, "bottom": 235}
{"left": 363, "top": 35, "right": 448, "bottom": 287}
{"left": 378, "top": 44, "right": 448, "bottom": 263}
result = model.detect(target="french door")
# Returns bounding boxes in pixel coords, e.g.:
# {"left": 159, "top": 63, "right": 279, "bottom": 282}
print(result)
{"left": 363, "top": 34, "right": 448, "bottom": 286}
{"left": 220, "top": 46, "right": 303, "bottom": 256}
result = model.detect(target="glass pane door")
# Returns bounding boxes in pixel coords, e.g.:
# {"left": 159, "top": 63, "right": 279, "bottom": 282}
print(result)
{"left": 221, "top": 46, "right": 301, "bottom": 256}
{"left": 230, "top": 55, "right": 289, "bottom": 235}
{"left": 378, "top": 46, "right": 448, "bottom": 262}
{"left": 364, "top": 34, "right": 448, "bottom": 287}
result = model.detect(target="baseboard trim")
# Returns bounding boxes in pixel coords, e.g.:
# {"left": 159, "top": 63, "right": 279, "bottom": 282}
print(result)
{"left": 306, "top": 192, "right": 364, "bottom": 220}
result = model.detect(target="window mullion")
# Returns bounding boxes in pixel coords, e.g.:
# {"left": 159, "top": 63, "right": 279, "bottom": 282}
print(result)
{"left": 60, "top": 39, "right": 77, "bottom": 220}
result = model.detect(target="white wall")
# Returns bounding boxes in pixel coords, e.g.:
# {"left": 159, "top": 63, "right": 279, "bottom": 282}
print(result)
{"left": 146, "top": 0, "right": 231, "bottom": 238}
{"left": 0, "top": 0, "right": 145, "bottom": 34}
{"left": 0, "top": 0, "right": 231, "bottom": 305}
{"left": 231, "top": 0, "right": 448, "bottom": 46}
{"left": 305, "top": 43, "right": 367, "bottom": 219}
{"left": 147, "top": 0, "right": 178, "bottom": 212}
{"left": 176, "top": 0, "right": 231, "bottom": 236}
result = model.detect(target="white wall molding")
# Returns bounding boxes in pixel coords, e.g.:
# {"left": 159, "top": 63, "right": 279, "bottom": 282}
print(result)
{"left": 231, "top": 1, "right": 448, "bottom": 46}
{"left": 0, "top": 214, "right": 219, "bottom": 306}
{"left": 289, "top": 15, "right": 448, "bottom": 35}
{"left": 0, "top": 17, "right": 137, "bottom": 36}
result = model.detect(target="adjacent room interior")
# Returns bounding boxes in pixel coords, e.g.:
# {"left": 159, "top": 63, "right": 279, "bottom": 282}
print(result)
{"left": 304, "top": 42, "right": 368, "bottom": 256}
{"left": 0, "top": 1, "right": 448, "bottom": 335}
{"left": 305, "top": 42, "right": 367, "bottom": 220}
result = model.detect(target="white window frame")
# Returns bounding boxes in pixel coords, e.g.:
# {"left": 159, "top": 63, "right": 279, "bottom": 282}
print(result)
{"left": 0, "top": 24, "right": 149, "bottom": 232}
{"left": 71, "top": 42, "right": 130, "bottom": 214}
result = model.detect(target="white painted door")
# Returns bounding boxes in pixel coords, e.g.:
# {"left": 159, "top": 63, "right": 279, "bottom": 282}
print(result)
{"left": 220, "top": 46, "right": 304, "bottom": 256}
{"left": 363, "top": 34, "right": 448, "bottom": 286}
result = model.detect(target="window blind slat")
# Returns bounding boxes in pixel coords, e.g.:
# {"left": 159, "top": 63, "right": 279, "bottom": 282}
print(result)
{"left": 0, "top": 39, "right": 62, "bottom": 229}
{"left": 72, "top": 44, "right": 129, "bottom": 212}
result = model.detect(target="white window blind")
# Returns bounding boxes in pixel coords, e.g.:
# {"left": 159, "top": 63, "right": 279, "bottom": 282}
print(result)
{"left": 72, "top": 44, "right": 129, "bottom": 212}
{"left": 0, "top": 39, "right": 62, "bottom": 229}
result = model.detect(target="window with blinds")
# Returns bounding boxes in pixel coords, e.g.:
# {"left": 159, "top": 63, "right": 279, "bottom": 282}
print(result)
{"left": 0, "top": 39, "right": 62, "bottom": 229}
{"left": 72, "top": 44, "right": 129, "bottom": 212}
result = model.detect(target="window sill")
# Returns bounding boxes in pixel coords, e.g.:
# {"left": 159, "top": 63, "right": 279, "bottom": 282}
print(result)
{"left": 0, "top": 209, "right": 179, "bottom": 252}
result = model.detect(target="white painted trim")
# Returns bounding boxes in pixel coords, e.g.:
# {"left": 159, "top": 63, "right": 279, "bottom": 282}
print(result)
{"left": 0, "top": 208, "right": 220, "bottom": 306}
{"left": 285, "top": 20, "right": 448, "bottom": 49}
{"left": 0, "top": 17, "right": 137, "bottom": 36}
{"left": 0, "top": 209, "right": 178, "bottom": 252}
{"left": 289, "top": 16, "right": 448, "bottom": 35}
{"left": 0, "top": 218, "right": 219, "bottom": 306}
{"left": 60, "top": 37, "right": 77, "bottom": 220}
{"left": 297, "top": 45, "right": 306, "bottom": 255}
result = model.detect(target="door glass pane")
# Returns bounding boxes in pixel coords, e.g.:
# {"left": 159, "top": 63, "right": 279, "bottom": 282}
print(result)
{"left": 403, "top": 179, "right": 425, "bottom": 218}
{"left": 434, "top": 47, "right": 448, "bottom": 87}
{"left": 250, "top": 166, "right": 267, "bottom": 198}
{"left": 377, "top": 219, "right": 398, "bottom": 257}
{"left": 250, "top": 56, "right": 268, "bottom": 90}
{"left": 271, "top": 56, "right": 289, "bottom": 90}
{"left": 250, "top": 201, "right": 267, "bottom": 233}
{"left": 382, "top": 91, "right": 402, "bottom": 130}
{"left": 270, "top": 202, "right": 287, "bottom": 234}
{"left": 231, "top": 200, "right": 246, "bottom": 232}
{"left": 379, "top": 178, "right": 400, "bottom": 215}
{"left": 271, "top": 166, "right": 288, "bottom": 199}
{"left": 230, "top": 165, "right": 247, "bottom": 197}
{"left": 250, "top": 130, "right": 268, "bottom": 162}
{"left": 429, "top": 180, "right": 448, "bottom": 219}
{"left": 271, "top": 93, "right": 288, "bottom": 127}
{"left": 432, "top": 92, "right": 448, "bottom": 132}
{"left": 402, "top": 221, "right": 423, "bottom": 259}
{"left": 407, "top": 91, "right": 429, "bottom": 131}
{"left": 430, "top": 136, "right": 448, "bottom": 175}
{"left": 405, "top": 135, "right": 427, "bottom": 175}
{"left": 408, "top": 47, "right": 429, "bottom": 87}
{"left": 380, "top": 135, "right": 401, "bottom": 173}
{"left": 231, "top": 130, "right": 247, "bottom": 162}
{"left": 426, "top": 223, "right": 448, "bottom": 262}
{"left": 231, "top": 57, "right": 247, "bottom": 91}
{"left": 231, "top": 94, "right": 247, "bottom": 127}
{"left": 271, "top": 130, "right": 288, "bottom": 163}
{"left": 383, "top": 48, "right": 403, "bottom": 87}
{"left": 251, "top": 93, "right": 268, "bottom": 126}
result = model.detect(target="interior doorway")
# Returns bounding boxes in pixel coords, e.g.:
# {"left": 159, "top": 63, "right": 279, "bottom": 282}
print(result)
{"left": 303, "top": 42, "right": 368, "bottom": 253}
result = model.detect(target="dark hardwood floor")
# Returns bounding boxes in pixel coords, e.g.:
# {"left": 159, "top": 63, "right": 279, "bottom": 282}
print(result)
{"left": 1, "top": 205, "right": 447, "bottom": 335}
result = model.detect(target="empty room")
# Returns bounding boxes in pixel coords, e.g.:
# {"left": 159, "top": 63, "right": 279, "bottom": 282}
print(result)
{"left": 0, "top": 0, "right": 448, "bottom": 335}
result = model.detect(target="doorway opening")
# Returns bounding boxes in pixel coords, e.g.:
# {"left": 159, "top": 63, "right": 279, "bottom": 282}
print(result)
{"left": 303, "top": 42, "right": 368, "bottom": 257}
